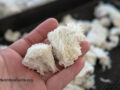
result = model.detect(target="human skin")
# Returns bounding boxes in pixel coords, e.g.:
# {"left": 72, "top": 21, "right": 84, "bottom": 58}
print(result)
{"left": 0, "top": 18, "right": 90, "bottom": 90}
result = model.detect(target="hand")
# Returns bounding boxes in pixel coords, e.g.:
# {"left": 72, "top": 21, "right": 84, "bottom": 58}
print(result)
{"left": 0, "top": 18, "right": 90, "bottom": 90}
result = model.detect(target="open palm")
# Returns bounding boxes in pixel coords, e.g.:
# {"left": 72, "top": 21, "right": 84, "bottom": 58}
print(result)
{"left": 0, "top": 18, "right": 89, "bottom": 90}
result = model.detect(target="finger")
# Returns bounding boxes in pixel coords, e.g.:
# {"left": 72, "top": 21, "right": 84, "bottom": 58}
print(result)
{"left": 80, "top": 41, "right": 90, "bottom": 57}
{"left": 42, "top": 41, "right": 90, "bottom": 81}
{"left": 41, "top": 61, "right": 64, "bottom": 82}
{"left": 9, "top": 18, "right": 58, "bottom": 57}
{"left": 46, "top": 57, "right": 85, "bottom": 90}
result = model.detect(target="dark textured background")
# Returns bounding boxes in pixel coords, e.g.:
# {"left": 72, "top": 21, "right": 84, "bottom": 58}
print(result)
{"left": 0, "top": 0, "right": 120, "bottom": 90}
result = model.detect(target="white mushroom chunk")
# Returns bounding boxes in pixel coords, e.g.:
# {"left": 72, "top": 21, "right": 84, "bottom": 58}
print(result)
{"left": 84, "top": 50, "right": 97, "bottom": 66}
{"left": 48, "top": 23, "right": 85, "bottom": 67}
{"left": 82, "top": 75, "right": 95, "bottom": 89}
{"left": 99, "top": 17, "right": 111, "bottom": 27}
{"left": 0, "top": 45, "right": 7, "bottom": 50}
{"left": 4, "top": 29, "right": 21, "bottom": 42}
{"left": 92, "top": 46, "right": 111, "bottom": 70}
{"left": 48, "top": 23, "right": 84, "bottom": 67}
{"left": 95, "top": 2, "right": 120, "bottom": 27}
{"left": 86, "top": 21, "right": 108, "bottom": 47}
{"left": 104, "top": 27, "right": 120, "bottom": 50}
{"left": 110, "top": 27, "right": 120, "bottom": 36}
{"left": 100, "top": 77, "right": 112, "bottom": 83}
{"left": 61, "top": 14, "right": 77, "bottom": 25}
{"left": 60, "top": 15, "right": 91, "bottom": 33}
{"left": 94, "top": 2, "right": 109, "bottom": 18}
{"left": 22, "top": 43, "right": 58, "bottom": 75}
{"left": 77, "top": 20, "right": 91, "bottom": 33}
{"left": 63, "top": 83, "right": 84, "bottom": 90}
{"left": 73, "top": 62, "right": 94, "bottom": 86}
{"left": 107, "top": 36, "right": 119, "bottom": 50}
{"left": 91, "top": 17, "right": 111, "bottom": 27}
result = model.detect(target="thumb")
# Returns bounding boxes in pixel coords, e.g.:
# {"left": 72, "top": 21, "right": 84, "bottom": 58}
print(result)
{"left": 46, "top": 57, "right": 85, "bottom": 90}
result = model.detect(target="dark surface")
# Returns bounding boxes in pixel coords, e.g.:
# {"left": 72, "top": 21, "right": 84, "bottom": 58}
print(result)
{"left": 0, "top": 0, "right": 95, "bottom": 45}
{"left": 0, "top": 0, "right": 94, "bottom": 32}
{"left": 0, "top": 0, "right": 120, "bottom": 90}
